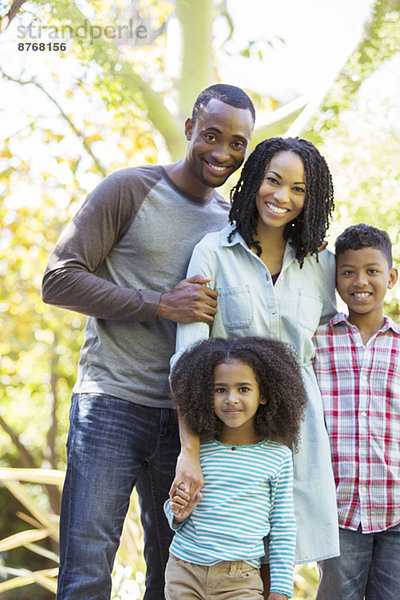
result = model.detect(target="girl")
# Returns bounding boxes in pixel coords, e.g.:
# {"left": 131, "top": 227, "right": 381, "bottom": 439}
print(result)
{"left": 172, "top": 137, "right": 340, "bottom": 565}
{"left": 165, "top": 336, "right": 307, "bottom": 600}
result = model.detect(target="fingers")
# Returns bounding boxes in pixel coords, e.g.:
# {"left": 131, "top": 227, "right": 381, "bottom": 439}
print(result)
{"left": 186, "top": 275, "right": 211, "bottom": 284}
{"left": 157, "top": 276, "right": 218, "bottom": 323}
{"left": 169, "top": 478, "right": 189, "bottom": 499}
{"left": 172, "top": 483, "right": 190, "bottom": 504}
{"left": 185, "top": 276, "right": 218, "bottom": 300}
{"left": 170, "top": 483, "right": 191, "bottom": 518}
{"left": 170, "top": 488, "right": 203, "bottom": 523}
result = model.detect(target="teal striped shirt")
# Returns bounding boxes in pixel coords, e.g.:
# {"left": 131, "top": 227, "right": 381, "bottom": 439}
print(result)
{"left": 165, "top": 438, "right": 296, "bottom": 598}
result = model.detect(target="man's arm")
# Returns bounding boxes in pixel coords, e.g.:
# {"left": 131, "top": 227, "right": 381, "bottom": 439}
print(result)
{"left": 42, "top": 174, "right": 218, "bottom": 324}
{"left": 157, "top": 276, "right": 217, "bottom": 324}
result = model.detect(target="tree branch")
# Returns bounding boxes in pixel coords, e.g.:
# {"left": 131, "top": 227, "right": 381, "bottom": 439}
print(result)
{"left": 250, "top": 96, "right": 307, "bottom": 147}
{"left": 122, "top": 69, "right": 184, "bottom": 160}
{"left": 1, "top": 70, "right": 107, "bottom": 176}
{"left": 45, "top": 333, "right": 59, "bottom": 471}
{"left": 175, "top": 0, "right": 214, "bottom": 117}
{"left": 0, "top": 416, "right": 37, "bottom": 468}
{"left": 0, "top": 0, "right": 28, "bottom": 32}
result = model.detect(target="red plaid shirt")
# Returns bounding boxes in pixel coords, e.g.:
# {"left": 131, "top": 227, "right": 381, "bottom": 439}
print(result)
{"left": 313, "top": 313, "right": 400, "bottom": 533}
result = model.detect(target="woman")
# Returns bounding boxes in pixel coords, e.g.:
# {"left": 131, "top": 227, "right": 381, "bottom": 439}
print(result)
{"left": 171, "top": 137, "right": 339, "bottom": 565}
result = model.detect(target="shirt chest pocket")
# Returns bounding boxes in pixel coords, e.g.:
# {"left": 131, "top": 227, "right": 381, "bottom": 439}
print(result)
{"left": 296, "top": 289, "right": 323, "bottom": 333}
{"left": 217, "top": 285, "right": 253, "bottom": 330}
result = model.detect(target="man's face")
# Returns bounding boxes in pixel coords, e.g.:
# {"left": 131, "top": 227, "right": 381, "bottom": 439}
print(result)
{"left": 184, "top": 98, "right": 254, "bottom": 189}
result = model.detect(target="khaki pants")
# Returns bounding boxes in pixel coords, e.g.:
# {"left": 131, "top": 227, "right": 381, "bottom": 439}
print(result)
{"left": 165, "top": 553, "right": 264, "bottom": 600}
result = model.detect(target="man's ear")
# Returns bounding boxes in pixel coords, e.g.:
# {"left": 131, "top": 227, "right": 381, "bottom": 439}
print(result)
{"left": 388, "top": 267, "right": 398, "bottom": 289}
{"left": 185, "top": 118, "right": 194, "bottom": 141}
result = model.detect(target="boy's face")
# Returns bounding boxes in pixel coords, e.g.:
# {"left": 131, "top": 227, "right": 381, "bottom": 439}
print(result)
{"left": 336, "top": 247, "right": 398, "bottom": 320}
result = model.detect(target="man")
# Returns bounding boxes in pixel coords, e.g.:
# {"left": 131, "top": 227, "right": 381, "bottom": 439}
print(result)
{"left": 42, "top": 84, "right": 255, "bottom": 600}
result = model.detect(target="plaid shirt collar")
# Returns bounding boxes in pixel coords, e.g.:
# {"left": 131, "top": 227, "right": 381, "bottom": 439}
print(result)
{"left": 328, "top": 312, "right": 400, "bottom": 336}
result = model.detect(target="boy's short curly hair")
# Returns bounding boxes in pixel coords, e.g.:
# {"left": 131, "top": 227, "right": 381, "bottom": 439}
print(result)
{"left": 171, "top": 336, "right": 307, "bottom": 448}
{"left": 335, "top": 223, "right": 393, "bottom": 267}
{"left": 228, "top": 137, "right": 334, "bottom": 267}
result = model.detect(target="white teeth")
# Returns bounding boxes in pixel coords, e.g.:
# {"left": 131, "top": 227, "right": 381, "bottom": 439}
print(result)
{"left": 266, "top": 202, "right": 288, "bottom": 214}
{"left": 207, "top": 163, "right": 227, "bottom": 171}
{"left": 353, "top": 292, "right": 371, "bottom": 298}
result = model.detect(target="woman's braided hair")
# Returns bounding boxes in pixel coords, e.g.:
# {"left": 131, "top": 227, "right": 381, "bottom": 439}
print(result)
{"left": 228, "top": 137, "right": 334, "bottom": 267}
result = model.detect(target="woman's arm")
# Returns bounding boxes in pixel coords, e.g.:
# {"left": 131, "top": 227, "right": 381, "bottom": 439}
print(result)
{"left": 319, "top": 250, "right": 337, "bottom": 324}
{"left": 172, "top": 241, "right": 217, "bottom": 362}
{"left": 169, "top": 237, "right": 218, "bottom": 502}
{"left": 169, "top": 415, "right": 203, "bottom": 510}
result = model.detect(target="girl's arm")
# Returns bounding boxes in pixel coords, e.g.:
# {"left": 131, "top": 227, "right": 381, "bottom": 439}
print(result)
{"left": 261, "top": 564, "right": 289, "bottom": 600}
{"left": 268, "top": 451, "right": 296, "bottom": 599}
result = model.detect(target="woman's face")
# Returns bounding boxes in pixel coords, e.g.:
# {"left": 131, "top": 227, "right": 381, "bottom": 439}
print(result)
{"left": 255, "top": 151, "right": 306, "bottom": 234}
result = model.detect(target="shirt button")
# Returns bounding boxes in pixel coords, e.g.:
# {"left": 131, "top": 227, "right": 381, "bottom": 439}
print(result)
{"left": 356, "top": 342, "right": 362, "bottom": 347}
{"left": 271, "top": 311, "right": 276, "bottom": 316}
{"left": 361, "top": 375, "right": 367, "bottom": 381}
{"left": 361, "top": 412, "right": 367, "bottom": 417}
{"left": 360, "top": 486, "right": 367, "bottom": 493}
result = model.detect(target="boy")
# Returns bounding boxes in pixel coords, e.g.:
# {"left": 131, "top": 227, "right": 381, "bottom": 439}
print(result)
{"left": 313, "top": 223, "right": 399, "bottom": 600}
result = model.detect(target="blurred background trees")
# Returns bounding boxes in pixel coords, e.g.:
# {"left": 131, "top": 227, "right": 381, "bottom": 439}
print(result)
{"left": 0, "top": 0, "right": 399, "bottom": 597}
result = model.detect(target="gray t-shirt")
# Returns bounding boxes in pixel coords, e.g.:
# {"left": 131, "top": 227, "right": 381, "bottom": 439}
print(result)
{"left": 42, "top": 165, "right": 229, "bottom": 407}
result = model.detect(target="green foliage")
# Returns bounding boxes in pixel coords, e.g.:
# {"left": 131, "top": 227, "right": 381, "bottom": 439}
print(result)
{"left": 312, "top": 0, "right": 400, "bottom": 138}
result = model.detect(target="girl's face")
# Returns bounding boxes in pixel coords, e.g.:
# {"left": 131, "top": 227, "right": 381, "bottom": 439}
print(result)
{"left": 213, "top": 359, "right": 265, "bottom": 442}
{"left": 255, "top": 151, "right": 306, "bottom": 235}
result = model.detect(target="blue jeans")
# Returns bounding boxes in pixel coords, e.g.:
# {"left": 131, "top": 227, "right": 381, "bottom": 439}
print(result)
{"left": 316, "top": 523, "right": 400, "bottom": 600}
{"left": 57, "top": 394, "right": 180, "bottom": 600}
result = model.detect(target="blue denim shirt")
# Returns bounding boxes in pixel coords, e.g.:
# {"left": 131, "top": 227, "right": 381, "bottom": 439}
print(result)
{"left": 174, "top": 224, "right": 340, "bottom": 563}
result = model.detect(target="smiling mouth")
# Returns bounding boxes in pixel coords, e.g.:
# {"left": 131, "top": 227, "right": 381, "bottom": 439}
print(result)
{"left": 352, "top": 292, "right": 372, "bottom": 299}
{"left": 204, "top": 160, "right": 231, "bottom": 174}
{"left": 266, "top": 202, "right": 289, "bottom": 215}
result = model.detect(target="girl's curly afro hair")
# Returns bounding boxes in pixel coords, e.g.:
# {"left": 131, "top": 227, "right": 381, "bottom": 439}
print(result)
{"left": 170, "top": 336, "right": 307, "bottom": 449}
{"left": 228, "top": 137, "right": 334, "bottom": 267}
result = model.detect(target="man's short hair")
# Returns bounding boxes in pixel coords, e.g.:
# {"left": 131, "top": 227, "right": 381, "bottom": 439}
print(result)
{"left": 192, "top": 84, "right": 255, "bottom": 123}
{"left": 335, "top": 223, "right": 393, "bottom": 267}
